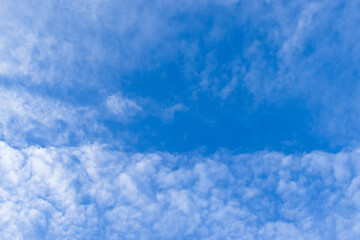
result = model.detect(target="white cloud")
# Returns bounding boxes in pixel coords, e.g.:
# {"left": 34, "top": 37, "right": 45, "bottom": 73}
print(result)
{"left": 161, "top": 103, "right": 188, "bottom": 122}
{"left": 0, "top": 1, "right": 360, "bottom": 238}
{"left": 0, "top": 1, "right": 73, "bottom": 83}
{"left": 106, "top": 94, "right": 142, "bottom": 120}
{"left": 238, "top": 0, "right": 360, "bottom": 141}
{"left": 0, "top": 141, "right": 359, "bottom": 239}
{"left": 0, "top": 86, "right": 98, "bottom": 147}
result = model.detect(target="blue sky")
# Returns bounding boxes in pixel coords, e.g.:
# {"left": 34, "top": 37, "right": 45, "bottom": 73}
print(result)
{"left": 1, "top": 0, "right": 360, "bottom": 239}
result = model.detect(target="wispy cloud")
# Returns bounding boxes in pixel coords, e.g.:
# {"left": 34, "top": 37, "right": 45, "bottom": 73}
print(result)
{"left": 106, "top": 94, "right": 142, "bottom": 121}
{"left": 0, "top": 86, "right": 98, "bottom": 147}
{"left": 161, "top": 103, "right": 188, "bottom": 122}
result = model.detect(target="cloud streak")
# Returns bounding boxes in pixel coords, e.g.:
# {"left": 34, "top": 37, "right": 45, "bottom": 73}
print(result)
{"left": 106, "top": 94, "right": 143, "bottom": 121}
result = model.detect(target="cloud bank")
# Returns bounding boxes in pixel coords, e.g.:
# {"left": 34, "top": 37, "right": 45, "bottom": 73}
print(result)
{"left": 1, "top": 142, "right": 360, "bottom": 239}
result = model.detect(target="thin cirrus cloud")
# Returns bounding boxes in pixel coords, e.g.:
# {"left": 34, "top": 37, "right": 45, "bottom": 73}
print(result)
{"left": 161, "top": 103, "right": 188, "bottom": 123}
{"left": 106, "top": 94, "right": 143, "bottom": 121}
